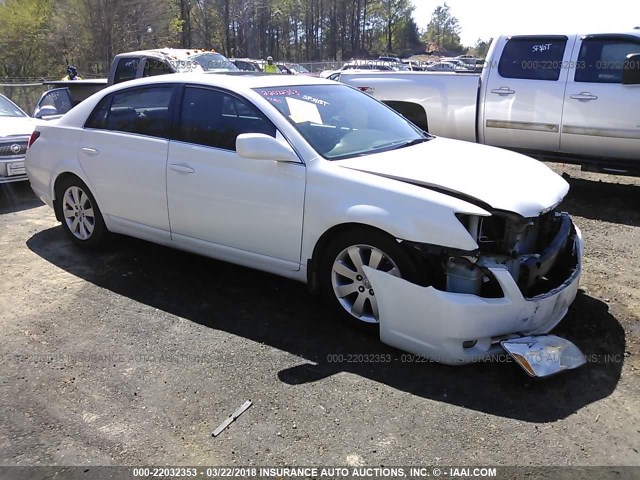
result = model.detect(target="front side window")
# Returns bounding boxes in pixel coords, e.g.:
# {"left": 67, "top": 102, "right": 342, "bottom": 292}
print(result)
{"left": 498, "top": 36, "right": 568, "bottom": 81}
{"left": 178, "top": 87, "right": 275, "bottom": 150}
{"left": 255, "top": 84, "right": 429, "bottom": 160}
{"left": 143, "top": 59, "right": 174, "bottom": 78}
{"left": 86, "top": 87, "right": 174, "bottom": 138}
{"left": 575, "top": 37, "right": 640, "bottom": 83}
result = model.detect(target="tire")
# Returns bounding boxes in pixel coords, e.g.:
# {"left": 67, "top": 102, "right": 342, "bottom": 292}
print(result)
{"left": 55, "top": 176, "right": 110, "bottom": 248}
{"left": 319, "top": 228, "right": 417, "bottom": 328}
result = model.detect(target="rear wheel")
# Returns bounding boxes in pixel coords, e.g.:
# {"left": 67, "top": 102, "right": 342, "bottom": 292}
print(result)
{"left": 319, "top": 229, "right": 417, "bottom": 328}
{"left": 56, "top": 176, "right": 110, "bottom": 247}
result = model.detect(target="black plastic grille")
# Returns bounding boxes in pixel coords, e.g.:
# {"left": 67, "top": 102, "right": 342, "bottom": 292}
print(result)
{"left": 0, "top": 141, "right": 28, "bottom": 157}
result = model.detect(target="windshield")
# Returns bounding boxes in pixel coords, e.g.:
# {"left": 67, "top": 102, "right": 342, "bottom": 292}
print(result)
{"left": 0, "top": 95, "right": 27, "bottom": 118}
{"left": 177, "top": 53, "right": 239, "bottom": 72}
{"left": 255, "top": 84, "right": 429, "bottom": 160}
{"left": 290, "top": 64, "right": 310, "bottom": 74}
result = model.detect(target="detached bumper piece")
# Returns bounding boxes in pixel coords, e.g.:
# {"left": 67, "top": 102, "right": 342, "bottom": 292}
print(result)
{"left": 501, "top": 335, "right": 586, "bottom": 377}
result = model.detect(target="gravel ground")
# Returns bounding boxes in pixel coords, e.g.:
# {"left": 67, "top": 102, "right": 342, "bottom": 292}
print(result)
{"left": 0, "top": 163, "right": 639, "bottom": 469}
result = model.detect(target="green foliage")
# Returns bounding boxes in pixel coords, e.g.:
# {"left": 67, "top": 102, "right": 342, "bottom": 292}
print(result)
{"left": 422, "top": 2, "right": 463, "bottom": 54}
{"left": 0, "top": 0, "right": 55, "bottom": 78}
{"left": 0, "top": 0, "right": 428, "bottom": 79}
{"left": 471, "top": 38, "right": 492, "bottom": 58}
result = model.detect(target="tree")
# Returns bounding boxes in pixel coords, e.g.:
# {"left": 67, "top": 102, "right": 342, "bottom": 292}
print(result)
{"left": 470, "top": 38, "right": 491, "bottom": 58}
{"left": 422, "top": 2, "right": 462, "bottom": 54}
{"left": 0, "top": 0, "right": 54, "bottom": 78}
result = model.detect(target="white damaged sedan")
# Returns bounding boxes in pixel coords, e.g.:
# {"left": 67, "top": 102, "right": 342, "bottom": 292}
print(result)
{"left": 26, "top": 74, "right": 585, "bottom": 376}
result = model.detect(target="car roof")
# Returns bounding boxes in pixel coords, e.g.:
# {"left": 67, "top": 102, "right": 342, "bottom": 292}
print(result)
{"left": 144, "top": 71, "right": 334, "bottom": 88}
{"left": 57, "top": 72, "right": 343, "bottom": 127}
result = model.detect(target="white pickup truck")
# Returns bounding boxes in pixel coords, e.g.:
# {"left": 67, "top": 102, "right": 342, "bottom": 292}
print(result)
{"left": 339, "top": 31, "right": 640, "bottom": 175}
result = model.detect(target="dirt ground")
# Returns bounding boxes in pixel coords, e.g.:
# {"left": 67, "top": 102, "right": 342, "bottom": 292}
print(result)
{"left": 0, "top": 162, "right": 639, "bottom": 470}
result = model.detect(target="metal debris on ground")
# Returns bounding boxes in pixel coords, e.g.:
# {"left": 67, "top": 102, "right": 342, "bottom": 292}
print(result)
{"left": 212, "top": 400, "right": 252, "bottom": 437}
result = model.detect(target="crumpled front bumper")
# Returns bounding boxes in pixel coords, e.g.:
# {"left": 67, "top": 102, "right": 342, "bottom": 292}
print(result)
{"left": 364, "top": 227, "right": 583, "bottom": 365}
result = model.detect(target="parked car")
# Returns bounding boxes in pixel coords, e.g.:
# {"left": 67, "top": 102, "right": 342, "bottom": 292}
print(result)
{"left": 425, "top": 60, "right": 472, "bottom": 72}
{"left": 340, "top": 30, "right": 640, "bottom": 176}
{"left": 378, "top": 55, "right": 403, "bottom": 64}
{"left": 231, "top": 58, "right": 262, "bottom": 72}
{"left": 0, "top": 94, "right": 36, "bottom": 183}
{"left": 26, "top": 74, "right": 584, "bottom": 374}
{"left": 278, "top": 63, "right": 312, "bottom": 75}
{"left": 319, "top": 61, "right": 394, "bottom": 78}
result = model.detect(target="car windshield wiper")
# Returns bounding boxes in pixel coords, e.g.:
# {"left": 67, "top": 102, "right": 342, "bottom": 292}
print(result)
{"left": 386, "top": 137, "right": 432, "bottom": 150}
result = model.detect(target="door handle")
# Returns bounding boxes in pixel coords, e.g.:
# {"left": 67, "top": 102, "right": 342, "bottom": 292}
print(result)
{"left": 81, "top": 147, "right": 99, "bottom": 156}
{"left": 570, "top": 92, "right": 598, "bottom": 101}
{"left": 491, "top": 87, "right": 515, "bottom": 95}
{"left": 169, "top": 163, "right": 195, "bottom": 174}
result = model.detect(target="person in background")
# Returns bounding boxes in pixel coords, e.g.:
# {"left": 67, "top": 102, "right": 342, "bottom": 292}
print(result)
{"left": 61, "top": 65, "right": 82, "bottom": 81}
{"left": 264, "top": 56, "right": 278, "bottom": 74}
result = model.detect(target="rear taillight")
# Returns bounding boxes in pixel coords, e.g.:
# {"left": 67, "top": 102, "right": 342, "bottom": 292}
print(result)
{"left": 27, "top": 131, "right": 40, "bottom": 149}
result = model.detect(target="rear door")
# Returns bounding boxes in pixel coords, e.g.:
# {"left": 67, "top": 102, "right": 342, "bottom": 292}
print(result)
{"left": 482, "top": 35, "right": 575, "bottom": 152}
{"left": 561, "top": 34, "right": 640, "bottom": 161}
{"left": 80, "top": 85, "right": 176, "bottom": 235}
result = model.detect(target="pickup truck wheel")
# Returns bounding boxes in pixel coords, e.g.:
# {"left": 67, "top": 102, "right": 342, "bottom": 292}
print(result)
{"left": 56, "top": 177, "right": 109, "bottom": 248}
{"left": 319, "top": 229, "right": 417, "bottom": 328}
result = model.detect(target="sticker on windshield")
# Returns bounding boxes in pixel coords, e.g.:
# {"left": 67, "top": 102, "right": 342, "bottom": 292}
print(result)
{"left": 286, "top": 97, "right": 322, "bottom": 124}
{"left": 301, "top": 95, "right": 329, "bottom": 106}
{"left": 532, "top": 43, "right": 553, "bottom": 53}
{"left": 258, "top": 88, "right": 301, "bottom": 97}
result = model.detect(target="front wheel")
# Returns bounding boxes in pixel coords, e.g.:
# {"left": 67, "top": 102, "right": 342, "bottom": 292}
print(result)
{"left": 56, "top": 176, "right": 110, "bottom": 247}
{"left": 319, "top": 229, "right": 417, "bottom": 327}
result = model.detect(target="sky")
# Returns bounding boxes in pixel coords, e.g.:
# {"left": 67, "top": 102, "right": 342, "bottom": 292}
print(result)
{"left": 410, "top": 0, "right": 640, "bottom": 47}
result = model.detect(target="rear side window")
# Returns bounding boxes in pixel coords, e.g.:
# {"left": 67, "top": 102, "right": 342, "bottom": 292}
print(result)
{"left": 114, "top": 58, "right": 139, "bottom": 84}
{"left": 143, "top": 59, "right": 174, "bottom": 78}
{"left": 575, "top": 37, "right": 640, "bottom": 83}
{"left": 178, "top": 87, "right": 275, "bottom": 150}
{"left": 498, "top": 36, "right": 568, "bottom": 81}
{"left": 85, "top": 87, "right": 174, "bottom": 138}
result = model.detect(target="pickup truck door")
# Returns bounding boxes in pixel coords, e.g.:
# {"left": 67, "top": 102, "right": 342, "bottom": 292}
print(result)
{"left": 561, "top": 34, "right": 640, "bottom": 162}
{"left": 166, "top": 86, "right": 305, "bottom": 269}
{"left": 481, "top": 35, "right": 575, "bottom": 152}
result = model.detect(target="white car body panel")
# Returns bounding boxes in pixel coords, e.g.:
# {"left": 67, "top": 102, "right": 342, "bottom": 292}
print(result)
{"left": 167, "top": 140, "right": 306, "bottom": 266}
{"left": 0, "top": 116, "right": 36, "bottom": 137}
{"left": 25, "top": 73, "right": 584, "bottom": 367}
{"left": 80, "top": 129, "right": 171, "bottom": 232}
{"left": 334, "top": 137, "right": 569, "bottom": 218}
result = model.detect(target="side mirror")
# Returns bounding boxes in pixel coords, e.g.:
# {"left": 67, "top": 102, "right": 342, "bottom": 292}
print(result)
{"left": 622, "top": 53, "right": 640, "bottom": 85}
{"left": 33, "top": 105, "right": 59, "bottom": 119}
{"left": 236, "top": 133, "right": 299, "bottom": 162}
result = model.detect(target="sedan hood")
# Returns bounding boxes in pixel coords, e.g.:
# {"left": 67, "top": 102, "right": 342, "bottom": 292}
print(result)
{"left": 0, "top": 116, "right": 36, "bottom": 138}
{"left": 334, "top": 137, "right": 569, "bottom": 217}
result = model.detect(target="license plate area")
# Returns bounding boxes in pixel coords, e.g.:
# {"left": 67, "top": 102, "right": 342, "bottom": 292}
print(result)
{"left": 7, "top": 161, "right": 26, "bottom": 176}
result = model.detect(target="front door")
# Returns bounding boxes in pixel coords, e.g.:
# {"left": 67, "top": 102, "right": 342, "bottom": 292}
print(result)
{"left": 482, "top": 35, "right": 574, "bottom": 152}
{"left": 166, "top": 85, "right": 305, "bottom": 268}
